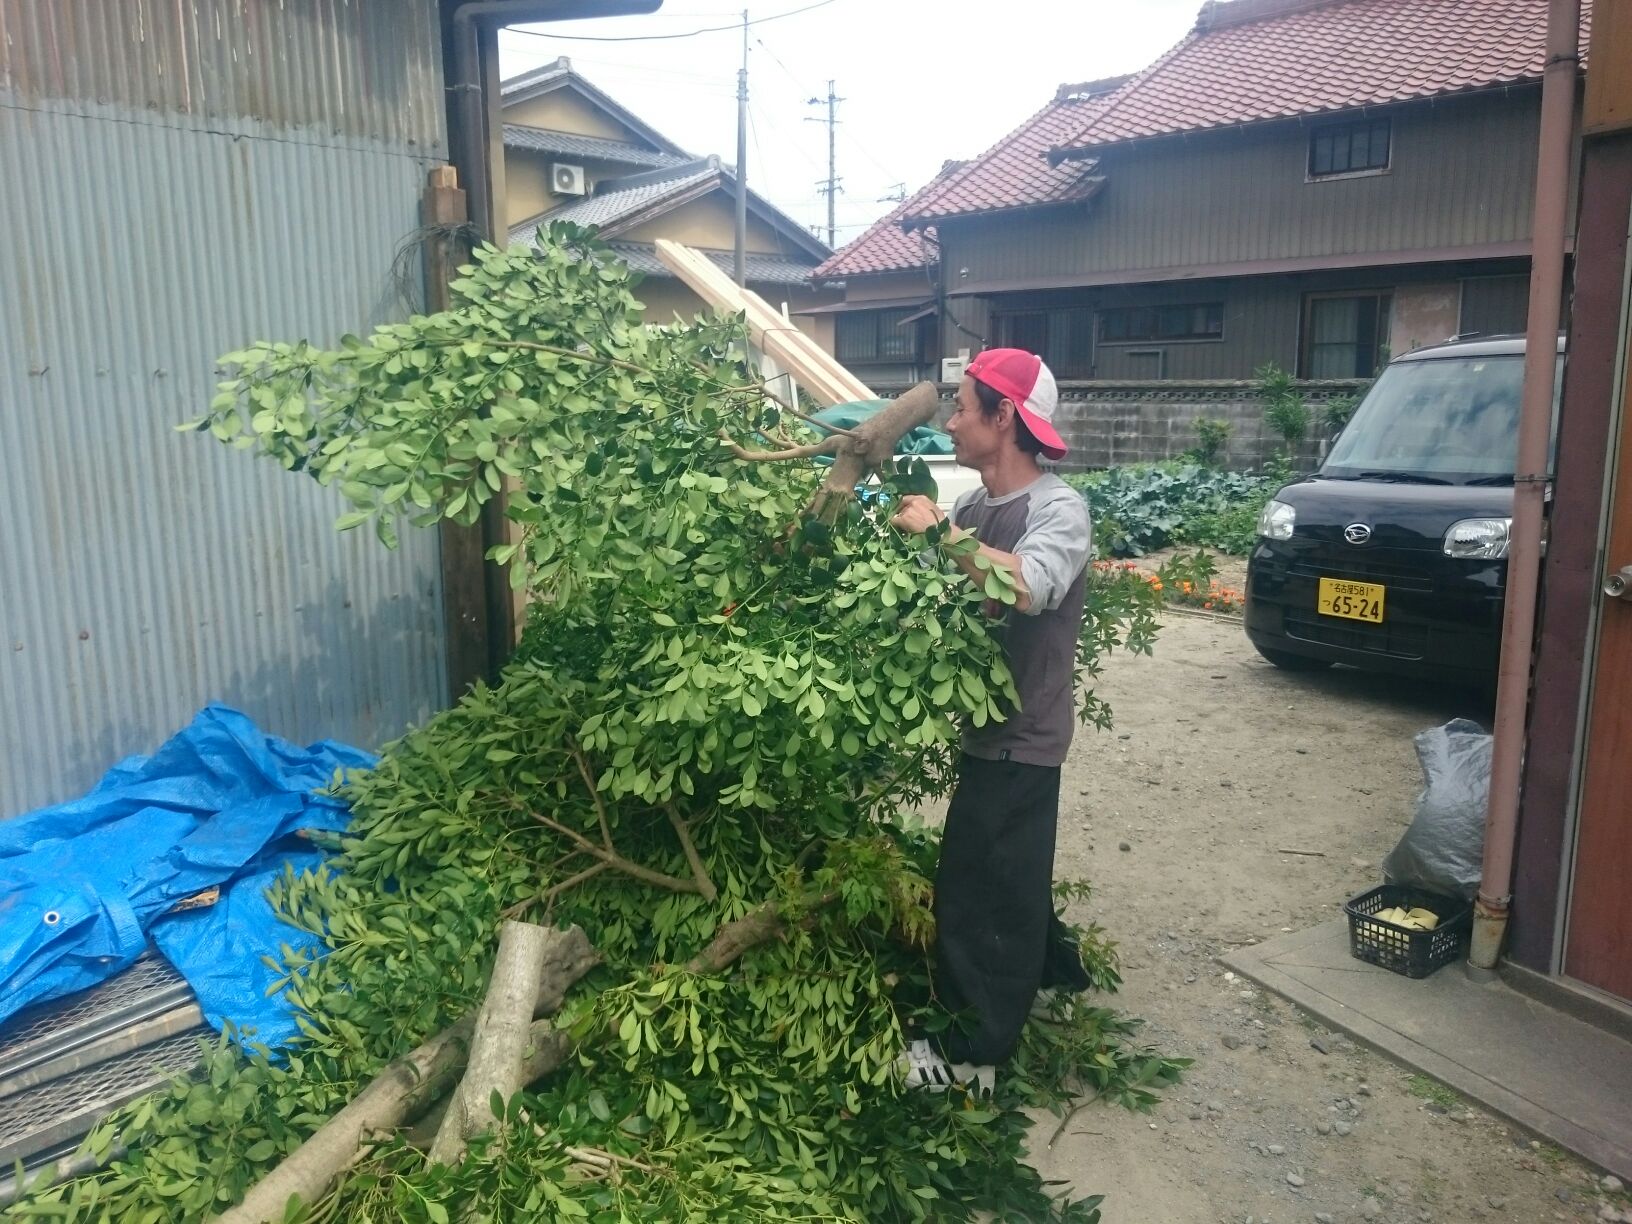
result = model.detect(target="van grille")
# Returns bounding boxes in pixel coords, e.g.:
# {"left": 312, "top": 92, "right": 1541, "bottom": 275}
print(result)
{"left": 1287, "top": 557, "right": 1434, "bottom": 592}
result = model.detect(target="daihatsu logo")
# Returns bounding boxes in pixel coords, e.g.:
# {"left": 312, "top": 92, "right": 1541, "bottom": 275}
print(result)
{"left": 1344, "top": 523, "right": 1374, "bottom": 545}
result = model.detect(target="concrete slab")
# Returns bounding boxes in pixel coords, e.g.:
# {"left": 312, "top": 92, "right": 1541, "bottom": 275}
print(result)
{"left": 1225, "top": 919, "right": 1632, "bottom": 1181}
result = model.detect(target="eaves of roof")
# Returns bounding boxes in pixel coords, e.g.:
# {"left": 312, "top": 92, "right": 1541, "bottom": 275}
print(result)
{"left": 501, "top": 125, "right": 688, "bottom": 169}
{"left": 508, "top": 159, "right": 831, "bottom": 264}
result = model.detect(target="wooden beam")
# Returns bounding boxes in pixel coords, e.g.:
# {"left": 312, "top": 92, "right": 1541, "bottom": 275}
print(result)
{"left": 654, "top": 239, "right": 873, "bottom": 406}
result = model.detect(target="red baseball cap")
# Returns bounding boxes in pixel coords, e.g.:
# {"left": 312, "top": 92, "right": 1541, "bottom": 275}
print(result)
{"left": 965, "top": 347, "right": 1067, "bottom": 460}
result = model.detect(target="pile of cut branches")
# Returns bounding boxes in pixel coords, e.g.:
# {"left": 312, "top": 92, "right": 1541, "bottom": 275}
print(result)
{"left": 14, "top": 226, "right": 1181, "bottom": 1224}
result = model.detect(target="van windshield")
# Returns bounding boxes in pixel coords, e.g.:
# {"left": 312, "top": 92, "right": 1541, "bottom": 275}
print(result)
{"left": 1323, "top": 355, "right": 1532, "bottom": 484}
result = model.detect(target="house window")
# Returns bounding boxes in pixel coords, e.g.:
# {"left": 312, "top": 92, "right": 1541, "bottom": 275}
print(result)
{"left": 836, "top": 308, "right": 918, "bottom": 363}
{"left": 990, "top": 306, "right": 1095, "bottom": 378}
{"left": 1098, "top": 303, "right": 1224, "bottom": 344}
{"left": 1309, "top": 118, "right": 1391, "bottom": 178}
{"left": 1302, "top": 292, "right": 1392, "bottom": 379}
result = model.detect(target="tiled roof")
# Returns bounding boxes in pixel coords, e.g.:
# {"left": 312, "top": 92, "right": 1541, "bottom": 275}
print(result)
{"left": 811, "top": 192, "right": 941, "bottom": 280}
{"left": 507, "top": 159, "right": 830, "bottom": 268}
{"left": 501, "top": 59, "right": 571, "bottom": 97}
{"left": 511, "top": 161, "right": 719, "bottom": 239}
{"left": 502, "top": 125, "right": 687, "bottom": 169}
{"left": 898, "top": 79, "right": 1127, "bottom": 227}
{"left": 1052, "top": 0, "right": 1592, "bottom": 158}
{"left": 499, "top": 57, "right": 691, "bottom": 160}
{"left": 604, "top": 241, "right": 821, "bottom": 287}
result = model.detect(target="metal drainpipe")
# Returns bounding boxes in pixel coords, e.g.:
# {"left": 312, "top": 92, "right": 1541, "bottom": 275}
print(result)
{"left": 1472, "top": 0, "right": 1581, "bottom": 970}
{"left": 444, "top": 1, "right": 660, "bottom": 675}
{"left": 446, "top": 1, "right": 665, "bottom": 235}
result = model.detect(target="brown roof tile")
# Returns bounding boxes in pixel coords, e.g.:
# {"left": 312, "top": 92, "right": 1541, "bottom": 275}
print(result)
{"left": 898, "top": 81, "right": 1127, "bottom": 226}
{"left": 1051, "top": 0, "right": 1592, "bottom": 158}
{"left": 811, "top": 191, "right": 940, "bottom": 280}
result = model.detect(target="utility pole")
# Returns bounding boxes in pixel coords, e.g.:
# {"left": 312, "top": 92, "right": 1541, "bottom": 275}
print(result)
{"left": 878, "top": 183, "right": 907, "bottom": 203}
{"left": 734, "top": 9, "right": 748, "bottom": 286}
{"left": 806, "top": 79, "right": 843, "bottom": 247}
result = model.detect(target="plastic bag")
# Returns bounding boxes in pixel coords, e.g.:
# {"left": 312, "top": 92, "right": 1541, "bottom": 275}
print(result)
{"left": 1383, "top": 719, "right": 1491, "bottom": 900}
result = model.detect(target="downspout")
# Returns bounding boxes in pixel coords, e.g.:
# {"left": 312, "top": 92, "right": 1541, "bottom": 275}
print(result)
{"left": 443, "top": 1, "right": 661, "bottom": 676}
{"left": 447, "top": 1, "right": 663, "bottom": 237}
{"left": 1472, "top": 0, "right": 1580, "bottom": 970}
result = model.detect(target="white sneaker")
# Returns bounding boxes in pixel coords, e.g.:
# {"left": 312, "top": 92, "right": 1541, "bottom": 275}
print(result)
{"left": 899, "top": 1038, "right": 996, "bottom": 1097}
{"left": 1031, "top": 987, "right": 1083, "bottom": 1021}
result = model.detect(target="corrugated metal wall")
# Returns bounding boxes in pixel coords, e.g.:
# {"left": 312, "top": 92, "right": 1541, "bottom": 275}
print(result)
{"left": 941, "top": 90, "right": 1544, "bottom": 288}
{"left": 0, "top": 1, "right": 450, "bottom": 815}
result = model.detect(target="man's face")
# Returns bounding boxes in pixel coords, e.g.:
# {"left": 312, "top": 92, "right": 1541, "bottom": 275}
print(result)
{"left": 945, "top": 376, "right": 1009, "bottom": 466}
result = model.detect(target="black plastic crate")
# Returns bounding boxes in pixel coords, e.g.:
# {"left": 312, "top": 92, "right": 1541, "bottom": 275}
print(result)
{"left": 1344, "top": 885, "right": 1472, "bottom": 979}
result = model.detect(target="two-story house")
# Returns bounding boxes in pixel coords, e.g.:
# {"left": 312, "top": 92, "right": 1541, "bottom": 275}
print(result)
{"left": 501, "top": 58, "right": 838, "bottom": 328}
{"left": 818, "top": 0, "right": 1585, "bottom": 384}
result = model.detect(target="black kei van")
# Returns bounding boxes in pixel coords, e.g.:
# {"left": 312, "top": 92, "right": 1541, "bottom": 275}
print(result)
{"left": 1244, "top": 335, "right": 1561, "bottom": 690}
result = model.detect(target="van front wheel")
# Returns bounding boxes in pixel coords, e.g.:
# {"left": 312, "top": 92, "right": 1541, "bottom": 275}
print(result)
{"left": 1253, "top": 644, "right": 1333, "bottom": 672}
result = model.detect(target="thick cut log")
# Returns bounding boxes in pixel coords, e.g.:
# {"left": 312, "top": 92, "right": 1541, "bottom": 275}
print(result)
{"left": 809, "top": 381, "right": 941, "bottom": 521}
{"left": 427, "top": 921, "right": 551, "bottom": 1166}
{"left": 215, "top": 925, "right": 596, "bottom": 1224}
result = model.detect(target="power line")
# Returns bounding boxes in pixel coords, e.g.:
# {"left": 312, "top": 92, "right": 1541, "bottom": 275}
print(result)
{"left": 508, "top": 0, "right": 838, "bottom": 44}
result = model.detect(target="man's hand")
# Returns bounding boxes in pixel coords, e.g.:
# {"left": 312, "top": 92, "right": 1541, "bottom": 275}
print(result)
{"left": 890, "top": 493, "right": 945, "bottom": 535}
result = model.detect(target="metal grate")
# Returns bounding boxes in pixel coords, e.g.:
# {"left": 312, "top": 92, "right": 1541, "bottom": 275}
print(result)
{"left": 1288, "top": 557, "right": 1435, "bottom": 592}
{"left": 0, "top": 954, "right": 193, "bottom": 1083}
{"left": 1284, "top": 612, "right": 1429, "bottom": 659}
{"left": 0, "top": 1031, "right": 205, "bottom": 1167}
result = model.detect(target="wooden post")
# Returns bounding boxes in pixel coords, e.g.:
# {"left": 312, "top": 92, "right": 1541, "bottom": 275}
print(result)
{"left": 423, "top": 165, "right": 495, "bottom": 697}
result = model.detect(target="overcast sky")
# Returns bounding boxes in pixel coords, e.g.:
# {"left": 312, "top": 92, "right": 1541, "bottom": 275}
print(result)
{"left": 498, "top": 1, "right": 1200, "bottom": 250}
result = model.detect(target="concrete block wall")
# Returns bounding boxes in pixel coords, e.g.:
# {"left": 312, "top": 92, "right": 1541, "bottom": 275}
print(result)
{"left": 878, "top": 379, "right": 1369, "bottom": 473}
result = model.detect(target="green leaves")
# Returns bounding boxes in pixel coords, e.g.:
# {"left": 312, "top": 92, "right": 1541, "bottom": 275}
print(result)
{"left": 92, "top": 226, "right": 1181, "bottom": 1224}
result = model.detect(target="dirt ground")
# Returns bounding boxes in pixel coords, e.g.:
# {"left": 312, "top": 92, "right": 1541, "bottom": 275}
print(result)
{"left": 1021, "top": 611, "right": 1623, "bottom": 1224}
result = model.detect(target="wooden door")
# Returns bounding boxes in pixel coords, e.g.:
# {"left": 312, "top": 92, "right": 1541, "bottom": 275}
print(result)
{"left": 1565, "top": 298, "right": 1632, "bottom": 1001}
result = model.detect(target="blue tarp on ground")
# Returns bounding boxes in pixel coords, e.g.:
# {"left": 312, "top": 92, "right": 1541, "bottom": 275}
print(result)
{"left": 0, "top": 704, "right": 373, "bottom": 1046}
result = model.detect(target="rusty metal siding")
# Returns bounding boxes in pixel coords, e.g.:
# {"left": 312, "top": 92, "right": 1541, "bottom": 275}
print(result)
{"left": 941, "top": 90, "right": 1543, "bottom": 289}
{"left": 0, "top": 0, "right": 445, "bottom": 147}
{"left": 0, "top": 0, "right": 448, "bottom": 815}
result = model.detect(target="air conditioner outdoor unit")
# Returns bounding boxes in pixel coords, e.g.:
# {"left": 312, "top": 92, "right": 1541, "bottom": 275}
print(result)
{"left": 552, "top": 163, "right": 587, "bottom": 196}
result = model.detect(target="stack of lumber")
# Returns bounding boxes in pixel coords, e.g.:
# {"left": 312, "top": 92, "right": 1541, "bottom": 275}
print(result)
{"left": 654, "top": 239, "right": 873, "bottom": 407}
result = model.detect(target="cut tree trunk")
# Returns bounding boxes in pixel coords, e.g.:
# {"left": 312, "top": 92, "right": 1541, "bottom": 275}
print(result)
{"left": 427, "top": 920, "right": 551, "bottom": 1166}
{"left": 214, "top": 924, "right": 597, "bottom": 1224}
{"left": 218, "top": 897, "right": 818, "bottom": 1222}
{"left": 808, "top": 381, "right": 940, "bottom": 522}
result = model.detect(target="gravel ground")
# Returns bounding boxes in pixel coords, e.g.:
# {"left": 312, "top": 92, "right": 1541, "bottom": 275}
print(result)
{"left": 1021, "top": 611, "right": 1627, "bottom": 1224}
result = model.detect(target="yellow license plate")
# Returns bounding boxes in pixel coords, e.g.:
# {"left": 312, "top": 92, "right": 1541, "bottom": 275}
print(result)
{"left": 1318, "top": 578, "right": 1385, "bottom": 623}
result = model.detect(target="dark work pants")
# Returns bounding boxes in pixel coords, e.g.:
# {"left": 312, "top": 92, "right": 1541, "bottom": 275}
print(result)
{"left": 932, "top": 753, "right": 1064, "bottom": 1066}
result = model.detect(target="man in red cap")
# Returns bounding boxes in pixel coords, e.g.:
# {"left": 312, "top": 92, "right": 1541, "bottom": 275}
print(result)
{"left": 890, "top": 347, "right": 1093, "bottom": 1095}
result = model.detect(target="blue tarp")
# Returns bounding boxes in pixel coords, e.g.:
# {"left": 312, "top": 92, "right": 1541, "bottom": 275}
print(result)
{"left": 0, "top": 704, "right": 373, "bottom": 1047}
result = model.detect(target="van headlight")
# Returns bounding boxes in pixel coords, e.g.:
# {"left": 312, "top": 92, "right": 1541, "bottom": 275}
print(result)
{"left": 1257, "top": 499, "right": 1296, "bottom": 541}
{"left": 1443, "top": 518, "right": 1511, "bottom": 559}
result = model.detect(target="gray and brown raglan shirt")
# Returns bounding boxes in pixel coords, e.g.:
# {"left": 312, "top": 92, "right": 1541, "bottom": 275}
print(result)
{"left": 950, "top": 474, "right": 1093, "bottom": 768}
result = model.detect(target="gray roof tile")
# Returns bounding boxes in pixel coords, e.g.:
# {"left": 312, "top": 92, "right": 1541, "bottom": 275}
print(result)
{"left": 501, "top": 125, "right": 687, "bottom": 169}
